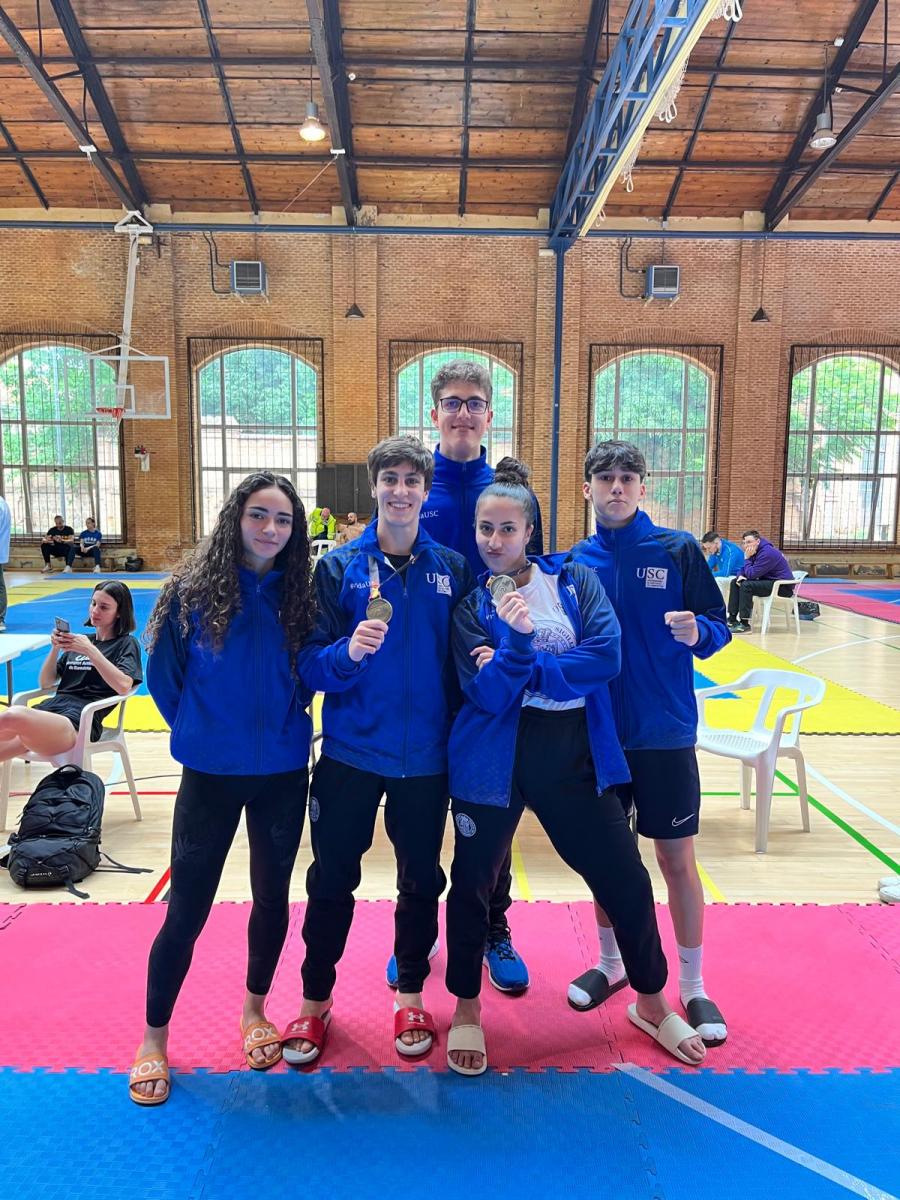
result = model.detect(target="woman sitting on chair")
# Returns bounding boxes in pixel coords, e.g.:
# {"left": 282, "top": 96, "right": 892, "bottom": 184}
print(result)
{"left": 0, "top": 580, "right": 141, "bottom": 765}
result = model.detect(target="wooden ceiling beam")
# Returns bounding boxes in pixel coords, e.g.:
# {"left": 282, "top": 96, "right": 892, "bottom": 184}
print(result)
{"left": 0, "top": 3, "right": 136, "bottom": 209}
{"left": 868, "top": 167, "right": 900, "bottom": 217}
{"left": 768, "top": 62, "right": 900, "bottom": 227}
{"left": 49, "top": 0, "right": 148, "bottom": 209}
{"left": 662, "top": 19, "right": 736, "bottom": 222}
{"left": 0, "top": 114, "right": 48, "bottom": 206}
{"left": 565, "top": 0, "right": 608, "bottom": 157}
{"left": 196, "top": 0, "right": 258, "bottom": 214}
{"left": 457, "top": 0, "right": 477, "bottom": 215}
{"left": 307, "top": 0, "right": 357, "bottom": 223}
{"left": 763, "top": 0, "right": 881, "bottom": 228}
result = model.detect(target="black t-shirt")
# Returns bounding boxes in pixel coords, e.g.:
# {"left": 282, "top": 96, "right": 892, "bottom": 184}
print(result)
{"left": 45, "top": 525, "right": 74, "bottom": 540}
{"left": 55, "top": 634, "right": 143, "bottom": 703}
{"left": 38, "top": 634, "right": 142, "bottom": 740}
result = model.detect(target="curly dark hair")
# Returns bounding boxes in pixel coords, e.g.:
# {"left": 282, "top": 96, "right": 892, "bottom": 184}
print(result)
{"left": 144, "top": 472, "right": 316, "bottom": 661}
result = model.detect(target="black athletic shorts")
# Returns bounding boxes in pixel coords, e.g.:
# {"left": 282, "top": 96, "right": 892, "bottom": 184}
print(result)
{"left": 34, "top": 696, "right": 103, "bottom": 741}
{"left": 617, "top": 747, "right": 701, "bottom": 840}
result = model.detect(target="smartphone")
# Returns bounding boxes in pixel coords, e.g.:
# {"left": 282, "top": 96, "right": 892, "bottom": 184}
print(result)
{"left": 54, "top": 616, "right": 70, "bottom": 634}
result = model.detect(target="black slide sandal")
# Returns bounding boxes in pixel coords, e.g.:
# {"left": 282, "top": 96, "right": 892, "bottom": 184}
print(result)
{"left": 683, "top": 996, "right": 728, "bottom": 1046}
{"left": 567, "top": 968, "right": 628, "bottom": 1012}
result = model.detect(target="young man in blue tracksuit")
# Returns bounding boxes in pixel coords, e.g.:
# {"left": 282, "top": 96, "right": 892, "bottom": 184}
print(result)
{"left": 700, "top": 531, "right": 743, "bottom": 578}
{"left": 408, "top": 358, "right": 540, "bottom": 993}
{"left": 283, "top": 436, "right": 473, "bottom": 1067}
{"left": 566, "top": 440, "right": 731, "bottom": 1047}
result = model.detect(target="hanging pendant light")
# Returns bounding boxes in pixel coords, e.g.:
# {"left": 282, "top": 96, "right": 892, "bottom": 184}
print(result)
{"left": 299, "top": 50, "right": 327, "bottom": 143}
{"left": 809, "top": 45, "right": 837, "bottom": 151}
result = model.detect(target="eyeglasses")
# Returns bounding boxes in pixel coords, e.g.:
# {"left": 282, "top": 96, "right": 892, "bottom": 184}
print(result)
{"left": 437, "top": 396, "right": 490, "bottom": 415}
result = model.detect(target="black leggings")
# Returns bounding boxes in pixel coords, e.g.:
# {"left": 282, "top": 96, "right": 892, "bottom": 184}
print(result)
{"left": 446, "top": 706, "right": 667, "bottom": 1000}
{"left": 145, "top": 766, "right": 308, "bottom": 1028}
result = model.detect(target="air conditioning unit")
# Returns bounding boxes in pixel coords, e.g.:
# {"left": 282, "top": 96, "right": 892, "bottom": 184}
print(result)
{"left": 230, "top": 260, "right": 267, "bottom": 294}
{"left": 644, "top": 264, "right": 680, "bottom": 300}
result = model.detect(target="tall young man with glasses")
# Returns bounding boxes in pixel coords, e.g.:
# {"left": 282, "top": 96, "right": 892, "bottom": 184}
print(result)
{"left": 387, "top": 359, "right": 536, "bottom": 994}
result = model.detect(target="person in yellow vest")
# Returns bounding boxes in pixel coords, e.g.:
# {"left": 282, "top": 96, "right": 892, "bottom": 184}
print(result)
{"left": 308, "top": 506, "right": 336, "bottom": 545}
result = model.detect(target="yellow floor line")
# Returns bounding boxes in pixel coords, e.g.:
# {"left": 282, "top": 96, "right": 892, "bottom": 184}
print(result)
{"left": 697, "top": 861, "right": 726, "bottom": 903}
{"left": 511, "top": 835, "right": 532, "bottom": 901}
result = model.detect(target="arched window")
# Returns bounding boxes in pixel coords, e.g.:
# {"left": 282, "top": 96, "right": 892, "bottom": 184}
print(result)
{"left": 394, "top": 346, "right": 518, "bottom": 466}
{"left": 784, "top": 350, "right": 900, "bottom": 546}
{"left": 590, "top": 347, "right": 718, "bottom": 533}
{"left": 195, "top": 344, "right": 321, "bottom": 537}
{"left": 0, "top": 343, "right": 123, "bottom": 539}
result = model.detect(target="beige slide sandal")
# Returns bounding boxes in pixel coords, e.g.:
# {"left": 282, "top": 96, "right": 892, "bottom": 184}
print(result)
{"left": 447, "top": 1023, "right": 488, "bottom": 1077}
{"left": 627, "top": 1003, "right": 704, "bottom": 1066}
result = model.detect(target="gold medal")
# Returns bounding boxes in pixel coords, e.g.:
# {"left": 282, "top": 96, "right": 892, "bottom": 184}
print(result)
{"left": 488, "top": 575, "right": 517, "bottom": 603}
{"left": 366, "top": 595, "right": 393, "bottom": 623}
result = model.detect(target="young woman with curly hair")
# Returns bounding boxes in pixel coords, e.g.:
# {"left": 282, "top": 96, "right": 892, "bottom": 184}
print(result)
{"left": 130, "top": 472, "right": 317, "bottom": 1107}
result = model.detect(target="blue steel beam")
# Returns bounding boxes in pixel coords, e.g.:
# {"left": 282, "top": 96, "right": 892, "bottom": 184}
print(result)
{"left": 549, "top": 0, "right": 720, "bottom": 250}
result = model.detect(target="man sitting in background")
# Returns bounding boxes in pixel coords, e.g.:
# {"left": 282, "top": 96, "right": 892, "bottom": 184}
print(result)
{"left": 40, "top": 515, "right": 74, "bottom": 573}
{"left": 726, "top": 529, "right": 794, "bottom": 632}
{"left": 335, "top": 512, "right": 366, "bottom": 546}
{"left": 700, "top": 531, "right": 743, "bottom": 578}
{"left": 308, "top": 506, "right": 336, "bottom": 545}
{"left": 65, "top": 517, "right": 102, "bottom": 573}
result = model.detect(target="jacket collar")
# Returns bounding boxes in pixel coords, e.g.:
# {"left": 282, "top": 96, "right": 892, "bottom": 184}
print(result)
{"left": 359, "top": 518, "right": 439, "bottom": 561}
{"left": 238, "top": 566, "right": 283, "bottom": 594}
{"left": 592, "top": 508, "right": 653, "bottom": 550}
{"left": 433, "top": 446, "right": 493, "bottom": 485}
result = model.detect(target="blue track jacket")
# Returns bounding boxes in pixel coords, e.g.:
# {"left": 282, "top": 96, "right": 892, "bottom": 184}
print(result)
{"left": 706, "top": 538, "right": 744, "bottom": 577}
{"left": 419, "top": 447, "right": 543, "bottom": 574}
{"left": 567, "top": 511, "right": 730, "bottom": 751}
{"left": 297, "top": 521, "right": 473, "bottom": 778}
{"left": 448, "top": 558, "right": 629, "bottom": 808}
{"left": 146, "top": 568, "right": 313, "bottom": 776}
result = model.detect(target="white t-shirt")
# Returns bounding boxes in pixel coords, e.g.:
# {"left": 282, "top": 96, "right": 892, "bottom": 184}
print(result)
{"left": 513, "top": 568, "right": 584, "bottom": 711}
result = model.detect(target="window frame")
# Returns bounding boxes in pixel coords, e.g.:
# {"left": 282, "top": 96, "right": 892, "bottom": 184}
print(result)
{"left": 0, "top": 337, "right": 125, "bottom": 543}
{"left": 781, "top": 344, "right": 900, "bottom": 550}
{"left": 587, "top": 343, "right": 723, "bottom": 535}
{"left": 188, "top": 337, "right": 324, "bottom": 540}
{"left": 389, "top": 340, "right": 523, "bottom": 466}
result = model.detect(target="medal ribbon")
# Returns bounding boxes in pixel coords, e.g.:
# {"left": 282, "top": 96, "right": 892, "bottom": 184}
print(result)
{"left": 368, "top": 552, "right": 417, "bottom": 603}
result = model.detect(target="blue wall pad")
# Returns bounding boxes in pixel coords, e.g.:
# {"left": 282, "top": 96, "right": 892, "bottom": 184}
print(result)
{"left": 1, "top": 1067, "right": 897, "bottom": 1200}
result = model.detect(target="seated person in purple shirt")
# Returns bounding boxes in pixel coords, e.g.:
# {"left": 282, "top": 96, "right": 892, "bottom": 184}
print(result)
{"left": 726, "top": 530, "right": 794, "bottom": 632}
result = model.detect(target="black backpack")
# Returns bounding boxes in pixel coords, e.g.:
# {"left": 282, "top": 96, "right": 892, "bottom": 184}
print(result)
{"left": 2, "top": 764, "right": 104, "bottom": 896}
{"left": 798, "top": 599, "right": 821, "bottom": 621}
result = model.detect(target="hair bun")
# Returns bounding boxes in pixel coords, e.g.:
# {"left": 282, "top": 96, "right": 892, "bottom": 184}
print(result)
{"left": 493, "top": 456, "right": 530, "bottom": 486}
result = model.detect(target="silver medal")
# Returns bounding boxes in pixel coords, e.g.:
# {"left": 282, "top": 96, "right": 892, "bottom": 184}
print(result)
{"left": 488, "top": 575, "right": 517, "bottom": 603}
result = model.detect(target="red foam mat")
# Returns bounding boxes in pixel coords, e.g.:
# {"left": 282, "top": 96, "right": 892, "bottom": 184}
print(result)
{"left": 0, "top": 900, "right": 898, "bottom": 1074}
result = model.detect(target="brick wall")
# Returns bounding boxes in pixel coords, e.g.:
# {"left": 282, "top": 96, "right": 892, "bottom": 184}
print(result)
{"left": 1, "top": 226, "right": 898, "bottom": 565}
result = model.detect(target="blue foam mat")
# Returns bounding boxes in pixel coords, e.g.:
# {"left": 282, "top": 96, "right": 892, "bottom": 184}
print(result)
{"left": 1, "top": 1067, "right": 897, "bottom": 1200}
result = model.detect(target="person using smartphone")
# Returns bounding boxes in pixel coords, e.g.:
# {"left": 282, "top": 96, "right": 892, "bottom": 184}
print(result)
{"left": 0, "top": 581, "right": 141, "bottom": 770}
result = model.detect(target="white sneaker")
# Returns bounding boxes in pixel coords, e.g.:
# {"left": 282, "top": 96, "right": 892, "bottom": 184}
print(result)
{"left": 41, "top": 565, "right": 52, "bottom": 574}
{"left": 63, "top": 566, "right": 73, "bottom": 573}
{"left": 0, "top": 622, "right": 6, "bottom": 631}
{"left": 92, "top": 565, "right": 101, "bottom": 573}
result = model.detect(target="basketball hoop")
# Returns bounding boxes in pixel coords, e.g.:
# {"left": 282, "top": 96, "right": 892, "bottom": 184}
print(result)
{"left": 94, "top": 405, "right": 125, "bottom": 425}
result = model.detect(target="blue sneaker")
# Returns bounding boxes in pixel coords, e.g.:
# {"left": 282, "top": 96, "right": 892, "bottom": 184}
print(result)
{"left": 385, "top": 939, "right": 440, "bottom": 989}
{"left": 483, "top": 928, "right": 529, "bottom": 993}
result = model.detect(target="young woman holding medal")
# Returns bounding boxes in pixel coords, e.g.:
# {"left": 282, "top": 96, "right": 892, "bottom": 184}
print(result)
{"left": 283, "top": 436, "right": 473, "bottom": 1066}
{"left": 443, "top": 464, "right": 707, "bottom": 1075}
{"left": 130, "top": 472, "right": 316, "bottom": 1106}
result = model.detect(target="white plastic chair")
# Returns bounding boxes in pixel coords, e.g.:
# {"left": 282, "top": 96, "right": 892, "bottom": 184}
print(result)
{"left": 758, "top": 570, "right": 808, "bottom": 635}
{"left": 714, "top": 574, "right": 735, "bottom": 604}
{"left": 310, "top": 539, "right": 336, "bottom": 564}
{"left": 0, "top": 684, "right": 141, "bottom": 832}
{"left": 695, "top": 668, "right": 826, "bottom": 853}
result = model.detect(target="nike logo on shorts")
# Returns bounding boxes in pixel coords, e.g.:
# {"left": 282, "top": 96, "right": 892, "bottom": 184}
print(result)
{"left": 671, "top": 815, "right": 694, "bottom": 827}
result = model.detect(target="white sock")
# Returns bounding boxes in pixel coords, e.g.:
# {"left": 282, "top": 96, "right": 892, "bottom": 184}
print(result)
{"left": 677, "top": 943, "right": 706, "bottom": 1004}
{"left": 678, "top": 942, "right": 727, "bottom": 1042}
{"left": 597, "top": 925, "right": 626, "bottom": 984}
